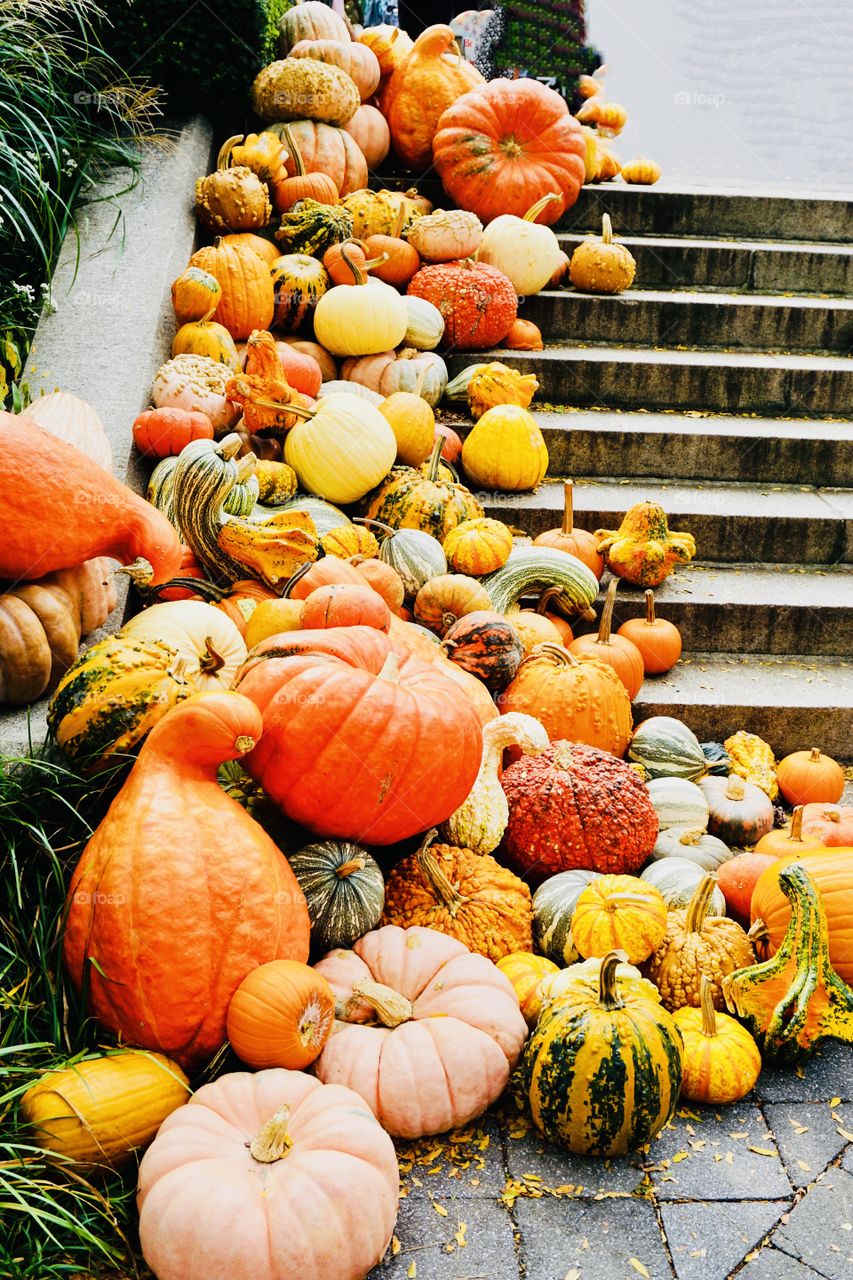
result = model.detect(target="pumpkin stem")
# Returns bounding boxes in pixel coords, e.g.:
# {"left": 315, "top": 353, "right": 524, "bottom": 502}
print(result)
{"left": 522, "top": 642, "right": 578, "bottom": 670}
{"left": 551, "top": 740, "right": 576, "bottom": 770}
{"left": 677, "top": 828, "right": 707, "bottom": 847}
{"left": 119, "top": 557, "right": 155, "bottom": 591}
{"left": 281, "top": 559, "right": 315, "bottom": 597}
{"left": 339, "top": 242, "right": 368, "bottom": 286}
{"left": 645, "top": 589, "right": 656, "bottom": 626}
{"left": 392, "top": 203, "right": 407, "bottom": 239}
{"left": 377, "top": 650, "right": 399, "bottom": 682}
{"left": 353, "top": 979, "right": 414, "bottom": 1027}
{"left": 535, "top": 587, "right": 563, "bottom": 617}
{"left": 598, "top": 950, "right": 629, "bottom": 1011}
{"left": 685, "top": 872, "right": 718, "bottom": 934}
{"left": 415, "top": 829, "right": 464, "bottom": 913}
{"left": 601, "top": 213, "right": 614, "bottom": 245}
{"left": 425, "top": 436, "right": 445, "bottom": 483}
{"left": 355, "top": 517, "right": 396, "bottom": 540}
{"left": 561, "top": 480, "right": 575, "bottom": 535}
{"left": 809, "top": 747, "right": 823, "bottom": 762}
{"left": 523, "top": 193, "right": 561, "bottom": 223}
{"left": 725, "top": 774, "right": 746, "bottom": 802}
{"left": 336, "top": 856, "right": 365, "bottom": 877}
{"left": 217, "top": 134, "right": 242, "bottom": 170}
{"left": 699, "top": 975, "right": 718, "bottom": 1038}
{"left": 249, "top": 1104, "right": 293, "bottom": 1163}
{"left": 596, "top": 578, "right": 618, "bottom": 645}
{"left": 747, "top": 917, "right": 770, "bottom": 946}
{"left": 198, "top": 635, "right": 226, "bottom": 675}
{"left": 234, "top": 734, "right": 256, "bottom": 755}
{"left": 281, "top": 125, "right": 305, "bottom": 178}
{"left": 790, "top": 806, "right": 805, "bottom": 842}
{"left": 363, "top": 251, "right": 390, "bottom": 271}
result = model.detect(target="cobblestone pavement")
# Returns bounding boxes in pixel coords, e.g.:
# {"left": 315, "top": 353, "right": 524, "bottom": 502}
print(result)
{"left": 369, "top": 1042, "right": 853, "bottom": 1280}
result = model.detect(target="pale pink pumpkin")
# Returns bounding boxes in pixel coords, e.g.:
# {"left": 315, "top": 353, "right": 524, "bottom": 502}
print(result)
{"left": 313, "top": 924, "right": 527, "bottom": 1137}
{"left": 138, "top": 1068, "right": 398, "bottom": 1280}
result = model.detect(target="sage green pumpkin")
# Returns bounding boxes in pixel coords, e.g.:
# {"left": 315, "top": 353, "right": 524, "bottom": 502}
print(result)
{"left": 288, "top": 840, "right": 385, "bottom": 952}
{"left": 481, "top": 547, "right": 599, "bottom": 620}
{"left": 652, "top": 826, "right": 733, "bottom": 871}
{"left": 629, "top": 716, "right": 708, "bottom": 781}
{"left": 641, "top": 857, "right": 727, "bottom": 915}
{"left": 646, "top": 777, "right": 709, "bottom": 831}
{"left": 533, "top": 870, "right": 602, "bottom": 966}
{"left": 376, "top": 527, "right": 447, "bottom": 598}
{"left": 522, "top": 951, "right": 684, "bottom": 1156}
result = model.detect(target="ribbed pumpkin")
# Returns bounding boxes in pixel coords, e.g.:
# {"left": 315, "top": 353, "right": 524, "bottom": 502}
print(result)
{"left": 441, "top": 610, "right": 524, "bottom": 692}
{"left": 652, "top": 826, "right": 732, "bottom": 872}
{"left": 189, "top": 239, "right": 274, "bottom": 340}
{"left": 749, "top": 849, "right": 853, "bottom": 985}
{"left": 673, "top": 975, "right": 761, "bottom": 1104}
{"left": 267, "top": 119, "right": 368, "bottom": 196}
{"left": 522, "top": 950, "right": 683, "bottom": 1156}
{"left": 461, "top": 404, "right": 549, "bottom": 492}
{"left": 384, "top": 24, "right": 484, "bottom": 170}
{"left": 171, "top": 266, "right": 222, "bottom": 324}
{"left": 288, "top": 39, "right": 381, "bottom": 101}
{"left": 500, "top": 741, "right": 659, "bottom": 880}
{"left": 646, "top": 777, "right": 709, "bottom": 832}
{"left": 375, "top": 526, "right": 447, "bottom": 598}
{"left": 414, "top": 574, "right": 491, "bottom": 637}
{"left": 321, "top": 524, "right": 379, "bottom": 560}
{"left": 801, "top": 802, "right": 853, "bottom": 847}
{"left": 629, "top": 716, "right": 707, "bottom": 781}
{"left": 571, "top": 875, "right": 668, "bottom": 965}
{"left": 481, "top": 547, "right": 599, "bottom": 624}
{"left": 343, "top": 103, "right": 390, "bottom": 168}
{"left": 20, "top": 1050, "right": 189, "bottom": 1171}
{"left": 313, "top": 266, "right": 408, "bottom": 357}
{"left": 532, "top": 870, "right": 602, "bottom": 966}
{"left": 645, "top": 873, "right": 755, "bottom": 1012}
{"left": 568, "top": 579, "right": 644, "bottom": 699}
{"left": 498, "top": 644, "right": 633, "bottom": 757}
{"left": 278, "top": 0, "right": 349, "bottom": 52}
{"left": 381, "top": 831, "right": 533, "bottom": 962}
{"left": 284, "top": 394, "right": 397, "bottom": 505}
{"left": 641, "top": 858, "right": 727, "bottom": 917}
{"left": 287, "top": 840, "right": 385, "bottom": 952}
{"left": 407, "top": 260, "right": 517, "bottom": 350}
{"left": 226, "top": 960, "right": 336, "bottom": 1070}
{"left": 443, "top": 517, "right": 513, "bottom": 576}
{"left": 617, "top": 589, "right": 682, "bottom": 675}
{"left": 753, "top": 805, "right": 823, "bottom": 858}
{"left": 532, "top": 480, "right": 604, "bottom": 580}
{"left": 362, "top": 438, "right": 484, "bottom": 541}
{"left": 497, "top": 952, "right": 560, "bottom": 1027}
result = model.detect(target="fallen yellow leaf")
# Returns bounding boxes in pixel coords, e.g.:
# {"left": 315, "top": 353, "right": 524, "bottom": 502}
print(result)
{"left": 748, "top": 1146, "right": 777, "bottom": 1157}
{"left": 629, "top": 1259, "right": 650, "bottom": 1278}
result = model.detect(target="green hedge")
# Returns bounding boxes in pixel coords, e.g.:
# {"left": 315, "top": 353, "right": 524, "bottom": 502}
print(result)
{"left": 100, "top": 0, "right": 294, "bottom": 125}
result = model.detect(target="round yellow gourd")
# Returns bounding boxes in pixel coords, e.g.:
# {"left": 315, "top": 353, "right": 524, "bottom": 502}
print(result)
{"left": 443, "top": 517, "right": 513, "bottom": 575}
{"left": 569, "top": 214, "right": 636, "bottom": 294}
{"left": 285, "top": 392, "right": 397, "bottom": 503}
{"left": 461, "top": 404, "right": 549, "bottom": 492}
{"left": 497, "top": 951, "right": 560, "bottom": 1027}
{"left": 244, "top": 598, "right": 305, "bottom": 648}
{"left": 379, "top": 386, "right": 436, "bottom": 467}
{"left": 313, "top": 275, "right": 407, "bottom": 357}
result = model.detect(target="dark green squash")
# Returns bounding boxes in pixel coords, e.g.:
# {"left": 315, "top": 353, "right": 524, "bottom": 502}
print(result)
{"left": 288, "top": 840, "right": 385, "bottom": 952}
{"left": 441, "top": 610, "right": 524, "bottom": 693}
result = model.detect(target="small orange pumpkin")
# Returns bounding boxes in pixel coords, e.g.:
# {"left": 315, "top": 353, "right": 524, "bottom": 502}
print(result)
{"left": 776, "top": 747, "right": 845, "bottom": 806}
{"left": 226, "top": 959, "right": 336, "bottom": 1070}
{"left": 568, "top": 579, "right": 644, "bottom": 699}
{"left": 299, "top": 583, "right": 392, "bottom": 632}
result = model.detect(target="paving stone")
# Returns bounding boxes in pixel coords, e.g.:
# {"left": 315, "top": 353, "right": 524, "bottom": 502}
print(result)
{"left": 755, "top": 1043, "right": 853, "bottom": 1104}
{"left": 770, "top": 1167, "right": 853, "bottom": 1279}
{"left": 659, "top": 1200, "right": 788, "bottom": 1280}
{"left": 843, "top": 1148, "right": 853, "bottom": 1174}
{"left": 503, "top": 1115, "right": 648, "bottom": 1198}
{"left": 515, "top": 1193, "right": 672, "bottom": 1280}
{"left": 736, "top": 1246, "right": 826, "bottom": 1279}
{"left": 395, "top": 1114, "right": 507, "bottom": 1199}
{"left": 764, "top": 1102, "right": 853, "bottom": 1188}
{"left": 646, "top": 1103, "right": 793, "bottom": 1201}
{"left": 368, "top": 1194, "right": 520, "bottom": 1279}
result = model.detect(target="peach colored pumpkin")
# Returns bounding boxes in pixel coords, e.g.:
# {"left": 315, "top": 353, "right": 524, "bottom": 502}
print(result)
{"left": 343, "top": 104, "right": 391, "bottom": 169}
{"left": 313, "top": 924, "right": 527, "bottom": 1137}
{"left": 138, "top": 1068, "right": 399, "bottom": 1280}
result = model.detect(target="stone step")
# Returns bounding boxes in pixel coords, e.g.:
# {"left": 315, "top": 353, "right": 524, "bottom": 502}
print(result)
{"left": 557, "top": 232, "right": 853, "bottom": 295}
{"left": 482, "top": 478, "right": 851, "bottom": 567}
{"left": 445, "top": 346, "right": 853, "bottom": 417}
{"left": 632, "top": 653, "right": 853, "bottom": 759}
{"left": 521, "top": 289, "right": 853, "bottom": 354}
{"left": 559, "top": 564, "right": 851, "bottom": 658}
{"left": 560, "top": 184, "right": 853, "bottom": 243}
{"left": 447, "top": 409, "right": 853, "bottom": 488}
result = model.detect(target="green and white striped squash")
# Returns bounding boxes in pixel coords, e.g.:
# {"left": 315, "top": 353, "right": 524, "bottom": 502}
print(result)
{"left": 522, "top": 950, "right": 684, "bottom": 1156}
{"left": 378, "top": 528, "right": 447, "bottom": 598}
{"left": 533, "top": 870, "right": 601, "bottom": 966}
{"left": 445, "top": 363, "right": 488, "bottom": 403}
{"left": 169, "top": 434, "right": 259, "bottom": 584}
{"left": 288, "top": 840, "right": 384, "bottom": 953}
{"left": 629, "top": 716, "right": 708, "bottom": 781}
{"left": 652, "top": 825, "right": 732, "bottom": 871}
{"left": 641, "top": 857, "right": 726, "bottom": 915}
{"left": 148, "top": 453, "right": 258, "bottom": 531}
{"left": 646, "top": 777, "right": 709, "bottom": 831}
{"left": 403, "top": 296, "right": 445, "bottom": 351}
{"left": 481, "top": 547, "right": 599, "bottom": 619}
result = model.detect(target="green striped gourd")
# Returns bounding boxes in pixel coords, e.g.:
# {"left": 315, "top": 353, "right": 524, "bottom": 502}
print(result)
{"left": 646, "top": 777, "right": 709, "bottom": 831}
{"left": 444, "top": 364, "right": 489, "bottom": 403}
{"left": 274, "top": 199, "right": 353, "bottom": 257}
{"left": 629, "top": 716, "right": 708, "bottom": 781}
{"left": 532, "top": 870, "right": 601, "bottom": 966}
{"left": 270, "top": 253, "right": 330, "bottom": 333}
{"left": 522, "top": 950, "right": 684, "bottom": 1156}
{"left": 652, "top": 826, "right": 732, "bottom": 871}
{"left": 376, "top": 526, "right": 447, "bottom": 598}
{"left": 48, "top": 636, "right": 194, "bottom": 772}
{"left": 403, "top": 296, "right": 445, "bottom": 351}
{"left": 148, "top": 454, "right": 258, "bottom": 530}
{"left": 169, "top": 435, "right": 260, "bottom": 584}
{"left": 641, "top": 857, "right": 726, "bottom": 914}
{"left": 287, "top": 840, "right": 385, "bottom": 953}
{"left": 481, "top": 547, "right": 599, "bottom": 619}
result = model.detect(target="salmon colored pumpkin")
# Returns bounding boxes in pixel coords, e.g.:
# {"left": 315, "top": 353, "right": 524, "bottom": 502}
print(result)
{"left": 236, "top": 626, "right": 483, "bottom": 844}
{"left": 351, "top": 556, "right": 406, "bottom": 612}
{"left": 342, "top": 103, "right": 391, "bottom": 168}
{"left": 568, "top": 579, "right": 644, "bottom": 699}
{"left": 226, "top": 959, "right": 336, "bottom": 1069}
{"left": 287, "top": 556, "right": 367, "bottom": 599}
{"left": 63, "top": 693, "right": 311, "bottom": 1070}
{"left": 716, "top": 851, "right": 778, "bottom": 925}
{"left": 384, "top": 25, "right": 484, "bottom": 171}
{"left": 299, "top": 583, "right": 392, "bottom": 632}
{"left": 801, "top": 802, "right": 853, "bottom": 847}
{"left": 0, "top": 414, "right": 182, "bottom": 585}
{"left": 313, "top": 924, "right": 527, "bottom": 1137}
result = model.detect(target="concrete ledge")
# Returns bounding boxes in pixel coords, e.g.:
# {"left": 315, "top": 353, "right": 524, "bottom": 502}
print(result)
{"left": 1, "top": 115, "right": 213, "bottom": 758}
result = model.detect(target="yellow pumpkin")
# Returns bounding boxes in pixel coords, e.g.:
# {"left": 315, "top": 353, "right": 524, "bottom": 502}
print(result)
{"left": 171, "top": 320, "right": 240, "bottom": 367}
{"left": 443, "top": 517, "right": 513, "bottom": 576}
{"left": 672, "top": 976, "right": 761, "bottom": 1104}
{"left": 621, "top": 157, "right": 662, "bottom": 185}
{"left": 244, "top": 598, "right": 304, "bottom": 648}
{"left": 284, "top": 393, "right": 397, "bottom": 504}
{"left": 497, "top": 952, "right": 560, "bottom": 1027}
{"left": 379, "top": 381, "right": 436, "bottom": 467}
{"left": 571, "top": 874, "right": 669, "bottom": 965}
{"left": 20, "top": 1049, "right": 189, "bottom": 1170}
{"left": 461, "top": 404, "right": 549, "bottom": 492}
{"left": 569, "top": 214, "right": 636, "bottom": 294}
{"left": 312, "top": 261, "right": 408, "bottom": 357}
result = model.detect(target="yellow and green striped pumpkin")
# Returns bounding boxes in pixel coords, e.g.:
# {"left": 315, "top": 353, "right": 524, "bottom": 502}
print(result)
{"left": 270, "top": 253, "right": 330, "bottom": 334}
{"left": 362, "top": 438, "right": 483, "bottom": 542}
{"left": 522, "top": 950, "right": 684, "bottom": 1157}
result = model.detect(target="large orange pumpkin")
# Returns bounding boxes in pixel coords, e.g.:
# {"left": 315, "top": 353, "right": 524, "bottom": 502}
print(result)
{"left": 268, "top": 119, "right": 368, "bottom": 196}
{"left": 384, "top": 25, "right": 484, "bottom": 171}
{"left": 189, "top": 239, "right": 274, "bottom": 340}
{"left": 433, "top": 77, "right": 586, "bottom": 225}
{"left": 407, "top": 260, "right": 517, "bottom": 350}
{"left": 236, "top": 625, "right": 483, "bottom": 845}
{"left": 63, "top": 694, "right": 311, "bottom": 1070}
{"left": 750, "top": 849, "right": 853, "bottom": 983}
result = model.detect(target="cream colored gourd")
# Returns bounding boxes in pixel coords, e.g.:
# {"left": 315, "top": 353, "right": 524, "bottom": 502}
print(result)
{"left": 312, "top": 262, "right": 407, "bottom": 357}
{"left": 476, "top": 195, "right": 563, "bottom": 296}
{"left": 441, "top": 712, "right": 549, "bottom": 854}
{"left": 284, "top": 393, "right": 397, "bottom": 504}
{"left": 121, "top": 602, "right": 246, "bottom": 692}
{"left": 406, "top": 209, "right": 483, "bottom": 262}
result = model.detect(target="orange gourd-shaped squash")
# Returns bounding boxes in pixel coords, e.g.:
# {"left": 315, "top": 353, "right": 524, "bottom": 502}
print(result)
{"left": 313, "top": 924, "right": 527, "bottom": 1137}
{"left": 384, "top": 24, "right": 484, "bottom": 171}
{"left": 299, "top": 583, "right": 391, "bottom": 632}
{"left": 407, "top": 260, "right": 517, "bottom": 350}
{"left": 0, "top": 414, "right": 182, "bottom": 585}
{"left": 498, "top": 643, "right": 633, "bottom": 757}
{"left": 617, "top": 589, "right": 682, "bottom": 675}
{"left": 226, "top": 960, "right": 336, "bottom": 1069}
{"left": 776, "top": 747, "right": 845, "bottom": 806}
{"left": 63, "top": 693, "right": 310, "bottom": 1070}
{"left": 138, "top": 1069, "right": 399, "bottom": 1280}
{"left": 189, "top": 239, "right": 275, "bottom": 340}
{"left": 236, "top": 626, "right": 483, "bottom": 845}
{"left": 749, "top": 848, "right": 853, "bottom": 984}
{"left": 351, "top": 556, "right": 406, "bottom": 612}
{"left": 433, "top": 76, "right": 586, "bottom": 225}
{"left": 533, "top": 480, "right": 604, "bottom": 579}
{"left": 569, "top": 579, "right": 644, "bottom": 699}
{"left": 571, "top": 874, "right": 668, "bottom": 965}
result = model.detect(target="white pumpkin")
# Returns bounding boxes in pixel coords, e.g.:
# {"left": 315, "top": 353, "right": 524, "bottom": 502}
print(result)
{"left": 21, "top": 391, "right": 113, "bottom": 472}
{"left": 121, "top": 601, "right": 246, "bottom": 692}
{"left": 477, "top": 194, "right": 564, "bottom": 296}
{"left": 152, "top": 354, "right": 238, "bottom": 431}
{"left": 403, "top": 296, "right": 445, "bottom": 351}
{"left": 285, "top": 392, "right": 397, "bottom": 504}
{"left": 641, "top": 857, "right": 727, "bottom": 916}
{"left": 652, "top": 826, "right": 733, "bottom": 872}
{"left": 320, "top": 380, "right": 384, "bottom": 404}
{"left": 646, "top": 777, "right": 709, "bottom": 831}
{"left": 313, "top": 278, "right": 407, "bottom": 357}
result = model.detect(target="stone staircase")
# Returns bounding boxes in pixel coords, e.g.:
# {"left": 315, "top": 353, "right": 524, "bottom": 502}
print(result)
{"left": 444, "top": 185, "right": 853, "bottom": 757}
